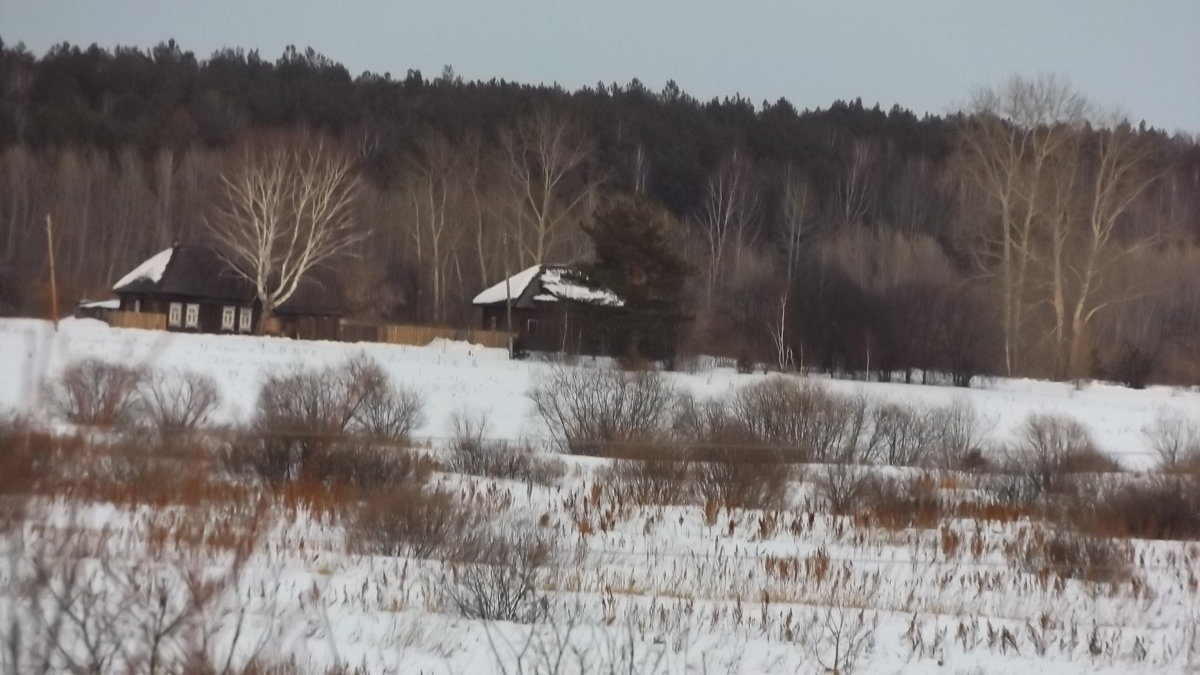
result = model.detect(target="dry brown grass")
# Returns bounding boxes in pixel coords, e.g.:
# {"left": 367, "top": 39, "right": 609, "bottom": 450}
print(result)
{"left": 351, "top": 485, "right": 479, "bottom": 559}
{"left": 856, "top": 474, "right": 942, "bottom": 530}
{"left": 1019, "top": 529, "right": 1133, "bottom": 584}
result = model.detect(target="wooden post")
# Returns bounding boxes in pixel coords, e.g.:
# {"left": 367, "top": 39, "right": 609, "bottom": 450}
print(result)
{"left": 45, "top": 214, "right": 59, "bottom": 328}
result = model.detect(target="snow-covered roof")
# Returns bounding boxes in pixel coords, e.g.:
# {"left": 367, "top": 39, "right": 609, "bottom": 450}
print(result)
{"left": 472, "top": 265, "right": 623, "bottom": 307}
{"left": 472, "top": 265, "right": 543, "bottom": 305}
{"left": 77, "top": 299, "right": 120, "bottom": 310}
{"left": 112, "top": 247, "right": 173, "bottom": 292}
{"left": 539, "top": 267, "right": 622, "bottom": 306}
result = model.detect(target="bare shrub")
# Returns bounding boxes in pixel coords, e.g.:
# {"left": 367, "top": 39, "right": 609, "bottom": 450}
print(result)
{"left": 608, "top": 459, "right": 695, "bottom": 506}
{"left": 1143, "top": 410, "right": 1200, "bottom": 471}
{"left": 926, "top": 399, "right": 991, "bottom": 469}
{"left": 352, "top": 485, "right": 472, "bottom": 558}
{"left": 727, "top": 378, "right": 870, "bottom": 463}
{"left": 440, "top": 531, "right": 555, "bottom": 623}
{"left": 130, "top": 368, "right": 222, "bottom": 433}
{"left": 234, "top": 354, "right": 424, "bottom": 484}
{"left": 800, "top": 579, "right": 880, "bottom": 675}
{"left": 867, "top": 402, "right": 938, "bottom": 466}
{"left": 45, "top": 359, "right": 146, "bottom": 427}
{"left": 1020, "top": 530, "right": 1132, "bottom": 583}
{"left": 301, "top": 442, "right": 436, "bottom": 490}
{"left": 694, "top": 460, "right": 790, "bottom": 511}
{"left": 256, "top": 354, "right": 423, "bottom": 441}
{"left": 860, "top": 474, "right": 942, "bottom": 529}
{"left": 1009, "top": 414, "right": 1116, "bottom": 496}
{"left": 1071, "top": 476, "right": 1200, "bottom": 540}
{"left": 447, "top": 410, "right": 565, "bottom": 486}
{"left": 343, "top": 354, "right": 424, "bottom": 440}
{"left": 2, "top": 514, "right": 269, "bottom": 674}
{"left": 815, "top": 463, "right": 872, "bottom": 515}
{"left": 529, "top": 367, "right": 675, "bottom": 455}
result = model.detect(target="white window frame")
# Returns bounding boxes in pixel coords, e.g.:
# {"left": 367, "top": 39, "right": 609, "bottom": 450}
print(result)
{"left": 238, "top": 307, "right": 253, "bottom": 333}
{"left": 184, "top": 303, "right": 199, "bottom": 329}
{"left": 132, "top": 299, "right": 141, "bottom": 313}
{"left": 168, "top": 302, "right": 182, "bottom": 327}
{"left": 221, "top": 305, "right": 236, "bottom": 331}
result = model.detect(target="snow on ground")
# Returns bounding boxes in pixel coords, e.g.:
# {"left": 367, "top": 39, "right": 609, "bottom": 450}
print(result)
{"left": 2, "top": 317, "right": 1196, "bottom": 466}
{"left": 5, "top": 318, "right": 1200, "bottom": 673}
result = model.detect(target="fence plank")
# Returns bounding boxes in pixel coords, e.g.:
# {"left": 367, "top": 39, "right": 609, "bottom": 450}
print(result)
{"left": 109, "top": 311, "right": 167, "bottom": 331}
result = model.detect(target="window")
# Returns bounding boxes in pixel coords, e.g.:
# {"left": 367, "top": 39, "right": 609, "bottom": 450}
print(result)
{"left": 185, "top": 303, "right": 199, "bottom": 329}
{"left": 238, "top": 307, "right": 253, "bottom": 333}
{"left": 168, "top": 302, "right": 182, "bottom": 327}
{"left": 132, "top": 299, "right": 141, "bottom": 313}
{"left": 489, "top": 316, "right": 498, "bottom": 331}
{"left": 526, "top": 319, "right": 539, "bottom": 335}
{"left": 221, "top": 305, "right": 236, "bottom": 331}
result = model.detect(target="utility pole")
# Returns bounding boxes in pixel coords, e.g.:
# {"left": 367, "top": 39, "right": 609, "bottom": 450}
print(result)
{"left": 504, "top": 232, "right": 514, "bottom": 359}
{"left": 45, "top": 214, "right": 59, "bottom": 329}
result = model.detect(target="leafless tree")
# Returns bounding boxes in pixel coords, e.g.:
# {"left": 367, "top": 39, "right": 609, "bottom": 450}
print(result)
{"left": 1061, "top": 120, "right": 1159, "bottom": 375}
{"left": 500, "top": 108, "right": 596, "bottom": 267}
{"left": 833, "top": 138, "right": 881, "bottom": 228}
{"left": 208, "top": 134, "right": 363, "bottom": 334}
{"left": 958, "top": 74, "right": 1088, "bottom": 376}
{"left": 697, "top": 149, "right": 761, "bottom": 305}
{"left": 1143, "top": 410, "right": 1200, "bottom": 470}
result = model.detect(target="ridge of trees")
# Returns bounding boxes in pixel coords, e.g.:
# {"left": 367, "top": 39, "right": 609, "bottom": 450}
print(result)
{"left": 2, "top": 41, "right": 1200, "bottom": 384}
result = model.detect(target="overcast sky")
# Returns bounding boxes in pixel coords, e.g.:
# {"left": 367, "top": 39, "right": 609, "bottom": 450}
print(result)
{"left": 5, "top": 1, "right": 1199, "bottom": 133}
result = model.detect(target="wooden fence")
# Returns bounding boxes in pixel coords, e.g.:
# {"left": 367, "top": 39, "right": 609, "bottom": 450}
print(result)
{"left": 109, "top": 311, "right": 166, "bottom": 331}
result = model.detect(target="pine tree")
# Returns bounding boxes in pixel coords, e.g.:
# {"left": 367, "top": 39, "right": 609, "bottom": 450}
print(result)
{"left": 576, "top": 196, "right": 691, "bottom": 362}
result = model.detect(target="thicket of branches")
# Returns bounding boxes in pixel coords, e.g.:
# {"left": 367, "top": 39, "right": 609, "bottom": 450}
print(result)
{"left": 2, "top": 42, "right": 1199, "bottom": 382}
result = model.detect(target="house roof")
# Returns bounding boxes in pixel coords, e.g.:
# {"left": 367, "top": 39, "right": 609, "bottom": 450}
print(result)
{"left": 113, "top": 244, "right": 255, "bottom": 301}
{"left": 112, "top": 244, "right": 342, "bottom": 315}
{"left": 472, "top": 264, "right": 623, "bottom": 307}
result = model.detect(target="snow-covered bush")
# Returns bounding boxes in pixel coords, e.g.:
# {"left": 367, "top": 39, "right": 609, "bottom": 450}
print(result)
{"left": 529, "top": 367, "right": 675, "bottom": 455}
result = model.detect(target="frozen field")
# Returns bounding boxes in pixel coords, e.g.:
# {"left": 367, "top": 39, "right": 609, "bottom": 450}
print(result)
{"left": 1, "top": 317, "right": 1197, "bottom": 466}
{"left": 2, "top": 317, "right": 1200, "bottom": 674}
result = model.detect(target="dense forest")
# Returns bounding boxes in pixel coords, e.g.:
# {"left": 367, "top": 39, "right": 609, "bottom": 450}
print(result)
{"left": 2, "top": 39, "right": 1199, "bottom": 384}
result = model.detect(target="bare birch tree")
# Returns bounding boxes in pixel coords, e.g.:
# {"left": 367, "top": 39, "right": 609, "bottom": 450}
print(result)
{"left": 697, "top": 148, "right": 761, "bottom": 305}
{"left": 958, "top": 74, "right": 1088, "bottom": 375}
{"left": 500, "top": 107, "right": 596, "bottom": 266}
{"left": 208, "top": 135, "right": 363, "bottom": 334}
{"left": 400, "top": 129, "right": 466, "bottom": 323}
{"left": 1063, "top": 120, "right": 1159, "bottom": 374}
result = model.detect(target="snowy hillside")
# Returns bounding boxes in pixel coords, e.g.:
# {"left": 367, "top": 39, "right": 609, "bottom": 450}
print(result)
{"left": 2, "top": 318, "right": 1200, "bottom": 674}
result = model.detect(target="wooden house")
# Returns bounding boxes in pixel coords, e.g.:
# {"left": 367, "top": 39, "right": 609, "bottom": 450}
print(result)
{"left": 111, "top": 244, "right": 342, "bottom": 340}
{"left": 472, "top": 264, "right": 624, "bottom": 355}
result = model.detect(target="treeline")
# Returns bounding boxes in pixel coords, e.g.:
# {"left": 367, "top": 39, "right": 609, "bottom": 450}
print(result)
{"left": 2, "top": 40, "right": 1199, "bottom": 384}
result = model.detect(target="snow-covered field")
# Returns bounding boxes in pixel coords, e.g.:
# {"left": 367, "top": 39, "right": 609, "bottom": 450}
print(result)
{"left": 2, "top": 318, "right": 1200, "bottom": 674}
{"left": 3, "top": 317, "right": 1196, "bottom": 464}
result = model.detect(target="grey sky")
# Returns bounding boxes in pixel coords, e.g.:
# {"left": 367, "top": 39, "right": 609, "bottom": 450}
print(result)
{"left": 5, "top": 1, "right": 1199, "bottom": 133}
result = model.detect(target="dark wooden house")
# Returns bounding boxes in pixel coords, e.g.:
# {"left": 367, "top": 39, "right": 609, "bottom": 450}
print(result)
{"left": 472, "top": 264, "right": 625, "bottom": 355}
{"left": 111, "top": 244, "right": 342, "bottom": 340}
